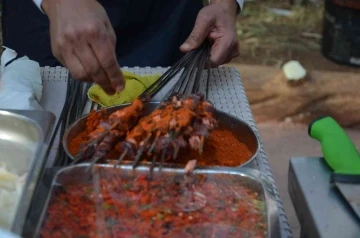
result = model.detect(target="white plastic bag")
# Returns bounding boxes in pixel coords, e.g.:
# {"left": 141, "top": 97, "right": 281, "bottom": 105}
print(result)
{"left": 0, "top": 228, "right": 21, "bottom": 238}
{"left": 0, "top": 47, "right": 43, "bottom": 110}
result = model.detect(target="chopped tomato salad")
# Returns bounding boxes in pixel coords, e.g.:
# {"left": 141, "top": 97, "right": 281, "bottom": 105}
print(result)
{"left": 40, "top": 168, "right": 267, "bottom": 238}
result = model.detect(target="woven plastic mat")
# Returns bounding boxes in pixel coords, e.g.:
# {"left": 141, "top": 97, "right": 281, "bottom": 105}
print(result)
{"left": 40, "top": 66, "right": 292, "bottom": 238}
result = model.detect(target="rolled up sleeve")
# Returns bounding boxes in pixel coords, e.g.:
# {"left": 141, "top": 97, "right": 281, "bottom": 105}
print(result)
{"left": 236, "top": 0, "right": 244, "bottom": 13}
{"left": 32, "top": 0, "right": 45, "bottom": 13}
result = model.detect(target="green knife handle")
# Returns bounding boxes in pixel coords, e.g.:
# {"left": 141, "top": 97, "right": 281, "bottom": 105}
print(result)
{"left": 308, "top": 116, "right": 360, "bottom": 176}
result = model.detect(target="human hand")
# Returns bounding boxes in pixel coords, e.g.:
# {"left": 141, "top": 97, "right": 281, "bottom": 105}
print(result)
{"left": 180, "top": 0, "right": 240, "bottom": 67}
{"left": 42, "top": 0, "right": 124, "bottom": 94}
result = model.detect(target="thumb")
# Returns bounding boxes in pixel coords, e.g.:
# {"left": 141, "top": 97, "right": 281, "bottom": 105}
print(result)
{"left": 180, "top": 15, "right": 214, "bottom": 52}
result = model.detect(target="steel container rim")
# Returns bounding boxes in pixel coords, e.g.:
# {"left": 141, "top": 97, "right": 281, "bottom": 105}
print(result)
{"left": 62, "top": 102, "right": 260, "bottom": 169}
{"left": 34, "top": 163, "right": 280, "bottom": 238}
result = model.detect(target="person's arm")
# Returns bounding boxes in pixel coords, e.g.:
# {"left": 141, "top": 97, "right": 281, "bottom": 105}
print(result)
{"left": 31, "top": 0, "right": 124, "bottom": 95}
{"left": 181, "top": 0, "right": 241, "bottom": 67}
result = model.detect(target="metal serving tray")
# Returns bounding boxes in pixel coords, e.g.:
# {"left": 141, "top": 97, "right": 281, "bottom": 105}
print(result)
{"left": 34, "top": 164, "right": 280, "bottom": 238}
{"left": 63, "top": 102, "right": 260, "bottom": 168}
{"left": 0, "top": 110, "right": 55, "bottom": 234}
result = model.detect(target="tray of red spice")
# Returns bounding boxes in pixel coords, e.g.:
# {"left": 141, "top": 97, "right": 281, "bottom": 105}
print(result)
{"left": 64, "top": 102, "right": 259, "bottom": 168}
{"left": 34, "top": 164, "right": 279, "bottom": 238}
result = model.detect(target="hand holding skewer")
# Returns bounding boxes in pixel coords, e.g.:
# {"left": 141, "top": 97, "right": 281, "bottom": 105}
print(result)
{"left": 71, "top": 41, "right": 216, "bottom": 171}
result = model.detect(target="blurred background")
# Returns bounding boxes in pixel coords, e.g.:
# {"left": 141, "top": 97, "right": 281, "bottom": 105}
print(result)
{"left": 227, "top": 1, "right": 360, "bottom": 237}
{"left": 0, "top": 1, "right": 359, "bottom": 237}
{"left": 232, "top": 0, "right": 359, "bottom": 72}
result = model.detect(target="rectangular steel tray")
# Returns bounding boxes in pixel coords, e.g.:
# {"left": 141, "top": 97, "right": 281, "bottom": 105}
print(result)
{"left": 0, "top": 110, "right": 55, "bottom": 234}
{"left": 33, "top": 164, "right": 280, "bottom": 238}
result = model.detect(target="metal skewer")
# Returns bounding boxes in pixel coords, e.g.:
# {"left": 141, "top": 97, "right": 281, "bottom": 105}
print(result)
{"left": 76, "top": 47, "right": 199, "bottom": 166}
{"left": 79, "top": 41, "right": 211, "bottom": 171}
{"left": 125, "top": 42, "right": 211, "bottom": 169}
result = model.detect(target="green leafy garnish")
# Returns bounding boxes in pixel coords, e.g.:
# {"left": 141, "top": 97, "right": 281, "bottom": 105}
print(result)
{"left": 252, "top": 200, "right": 265, "bottom": 211}
{"left": 141, "top": 204, "right": 151, "bottom": 210}
{"left": 102, "top": 202, "right": 112, "bottom": 210}
{"left": 124, "top": 183, "right": 132, "bottom": 189}
{"left": 156, "top": 213, "right": 164, "bottom": 220}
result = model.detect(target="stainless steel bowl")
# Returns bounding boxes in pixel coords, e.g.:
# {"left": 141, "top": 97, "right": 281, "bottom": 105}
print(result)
{"left": 63, "top": 102, "right": 259, "bottom": 168}
{"left": 0, "top": 110, "right": 55, "bottom": 234}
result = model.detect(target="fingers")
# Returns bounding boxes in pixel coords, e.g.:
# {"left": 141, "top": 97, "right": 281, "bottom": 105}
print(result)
{"left": 61, "top": 47, "right": 89, "bottom": 82}
{"left": 228, "top": 44, "right": 240, "bottom": 62}
{"left": 180, "top": 5, "right": 240, "bottom": 65}
{"left": 180, "top": 9, "right": 215, "bottom": 52}
{"left": 53, "top": 39, "right": 89, "bottom": 82}
{"left": 53, "top": 20, "right": 123, "bottom": 94}
{"left": 210, "top": 35, "right": 239, "bottom": 67}
{"left": 46, "top": 0, "right": 123, "bottom": 94}
{"left": 105, "top": 20, "right": 117, "bottom": 47}
{"left": 73, "top": 42, "right": 115, "bottom": 94}
{"left": 90, "top": 33, "right": 124, "bottom": 92}
{"left": 81, "top": 20, "right": 124, "bottom": 92}
{"left": 62, "top": 22, "right": 116, "bottom": 94}
{"left": 221, "top": 42, "right": 240, "bottom": 65}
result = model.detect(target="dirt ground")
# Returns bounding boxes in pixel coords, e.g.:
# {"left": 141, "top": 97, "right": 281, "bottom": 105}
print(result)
{"left": 231, "top": 1, "right": 360, "bottom": 236}
{"left": 233, "top": 0, "right": 360, "bottom": 73}
{"left": 227, "top": 60, "right": 360, "bottom": 236}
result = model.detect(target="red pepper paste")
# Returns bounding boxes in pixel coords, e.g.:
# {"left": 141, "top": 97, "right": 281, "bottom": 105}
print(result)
{"left": 68, "top": 110, "right": 105, "bottom": 156}
{"left": 174, "top": 129, "right": 253, "bottom": 167}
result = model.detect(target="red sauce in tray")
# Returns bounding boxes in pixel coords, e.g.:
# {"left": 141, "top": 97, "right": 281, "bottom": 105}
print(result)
{"left": 40, "top": 169, "right": 267, "bottom": 238}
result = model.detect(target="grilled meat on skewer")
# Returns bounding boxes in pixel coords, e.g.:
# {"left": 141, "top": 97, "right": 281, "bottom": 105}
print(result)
{"left": 188, "top": 99, "right": 218, "bottom": 153}
{"left": 90, "top": 129, "right": 125, "bottom": 162}
{"left": 114, "top": 94, "right": 198, "bottom": 155}
{"left": 76, "top": 92, "right": 217, "bottom": 168}
{"left": 73, "top": 41, "right": 212, "bottom": 168}
{"left": 75, "top": 98, "right": 145, "bottom": 162}
{"left": 112, "top": 93, "right": 217, "bottom": 165}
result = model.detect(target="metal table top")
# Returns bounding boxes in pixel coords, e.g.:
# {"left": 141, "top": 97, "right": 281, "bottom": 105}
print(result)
{"left": 38, "top": 66, "right": 292, "bottom": 238}
{"left": 288, "top": 157, "right": 360, "bottom": 238}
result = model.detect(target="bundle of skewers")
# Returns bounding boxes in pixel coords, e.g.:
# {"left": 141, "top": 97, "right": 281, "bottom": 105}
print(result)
{"left": 72, "top": 41, "right": 218, "bottom": 169}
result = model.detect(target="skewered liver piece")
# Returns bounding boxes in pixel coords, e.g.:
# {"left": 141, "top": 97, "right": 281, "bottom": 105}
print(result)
{"left": 86, "top": 98, "right": 144, "bottom": 141}
{"left": 76, "top": 92, "right": 217, "bottom": 167}
{"left": 115, "top": 94, "right": 199, "bottom": 154}
{"left": 188, "top": 99, "right": 218, "bottom": 153}
{"left": 76, "top": 98, "right": 145, "bottom": 162}
{"left": 114, "top": 93, "right": 217, "bottom": 163}
{"left": 90, "top": 129, "right": 125, "bottom": 162}
{"left": 114, "top": 98, "right": 183, "bottom": 160}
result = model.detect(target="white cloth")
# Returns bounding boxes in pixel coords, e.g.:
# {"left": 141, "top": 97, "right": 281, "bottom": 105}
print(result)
{"left": 236, "top": 0, "right": 244, "bottom": 11}
{"left": 0, "top": 47, "right": 43, "bottom": 111}
{"left": 0, "top": 228, "right": 21, "bottom": 238}
{"left": 32, "top": 0, "right": 44, "bottom": 13}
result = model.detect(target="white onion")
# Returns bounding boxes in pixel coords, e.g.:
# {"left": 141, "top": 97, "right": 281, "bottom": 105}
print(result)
{"left": 0, "top": 165, "right": 25, "bottom": 230}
